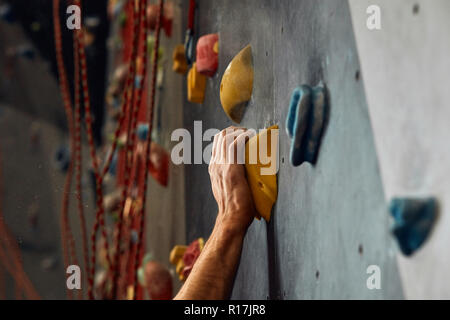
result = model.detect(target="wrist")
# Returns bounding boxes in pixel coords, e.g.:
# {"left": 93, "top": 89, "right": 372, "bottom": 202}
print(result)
{"left": 214, "top": 213, "right": 249, "bottom": 242}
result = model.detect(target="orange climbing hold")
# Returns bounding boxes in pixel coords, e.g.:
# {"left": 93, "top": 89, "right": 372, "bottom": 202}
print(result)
{"left": 172, "top": 44, "right": 188, "bottom": 74}
{"left": 187, "top": 63, "right": 206, "bottom": 104}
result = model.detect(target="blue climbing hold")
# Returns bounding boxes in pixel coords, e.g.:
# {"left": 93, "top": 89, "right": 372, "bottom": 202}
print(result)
{"left": 285, "top": 83, "right": 327, "bottom": 166}
{"left": 389, "top": 197, "right": 438, "bottom": 256}
{"left": 135, "top": 75, "right": 143, "bottom": 89}
{"left": 54, "top": 145, "right": 71, "bottom": 172}
{"left": 137, "top": 123, "right": 149, "bottom": 141}
{"left": 0, "top": 4, "right": 15, "bottom": 23}
{"left": 16, "top": 45, "right": 35, "bottom": 60}
{"left": 131, "top": 229, "right": 139, "bottom": 244}
{"left": 109, "top": 151, "right": 118, "bottom": 176}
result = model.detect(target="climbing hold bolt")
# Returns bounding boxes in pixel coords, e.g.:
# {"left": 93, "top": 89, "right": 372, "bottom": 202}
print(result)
{"left": 187, "top": 62, "right": 206, "bottom": 104}
{"left": 220, "top": 45, "right": 253, "bottom": 123}
{"left": 196, "top": 33, "right": 219, "bottom": 77}
{"left": 389, "top": 197, "right": 438, "bottom": 256}
{"left": 172, "top": 44, "right": 188, "bottom": 75}
{"left": 245, "top": 125, "right": 279, "bottom": 221}
{"left": 285, "top": 83, "right": 327, "bottom": 166}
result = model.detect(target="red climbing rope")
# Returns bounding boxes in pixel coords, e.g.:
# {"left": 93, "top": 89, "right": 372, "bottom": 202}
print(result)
{"left": 111, "top": 0, "right": 144, "bottom": 298}
{"left": 52, "top": 0, "right": 80, "bottom": 300}
{"left": 187, "top": 0, "right": 196, "bottom": 30}
{"left": 131, "top": 0, "right": 165, "bottom": 299}
{"left": 72, "top": 13, "right": 90, "bottom": 298}
{"left": 69, "top": 0, "right": 111, "bottom": 299}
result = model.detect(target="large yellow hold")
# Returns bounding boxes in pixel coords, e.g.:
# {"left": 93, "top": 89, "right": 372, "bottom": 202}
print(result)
{"left": 220, "top": 45, "right": 253, "bottom": 123}
{"left": 245, "top": 125, "right": 278, "bottom": 221}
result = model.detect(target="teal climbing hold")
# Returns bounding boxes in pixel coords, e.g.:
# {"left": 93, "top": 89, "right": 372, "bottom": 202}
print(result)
{"left": 389, "top": 197, "right": 438, "bottom": 256}
{"left": 137, "top": 123, "right": 149, "bottom": 141}
{"left": 285, "top": 83, "right": 327, "bottom": 166}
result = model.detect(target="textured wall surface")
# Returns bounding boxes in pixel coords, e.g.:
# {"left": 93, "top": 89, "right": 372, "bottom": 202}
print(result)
{"left": 349, "top": 0, "right": 450, "bottom": 299}
{"left": 183, "top": 0, "right": 403, "bottom": 299}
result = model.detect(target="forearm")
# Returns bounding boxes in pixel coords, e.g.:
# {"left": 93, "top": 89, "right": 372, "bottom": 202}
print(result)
{"left": 174, "top": 218, "right": 246, "bottom": 300}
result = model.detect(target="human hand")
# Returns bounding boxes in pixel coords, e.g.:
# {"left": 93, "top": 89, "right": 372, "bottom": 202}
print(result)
{"left": 208, "top": 126, "right": 256, "bottom": 235}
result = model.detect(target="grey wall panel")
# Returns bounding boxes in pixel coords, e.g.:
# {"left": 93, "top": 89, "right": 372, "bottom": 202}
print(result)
{"left": 183, "top": 0, "right": 403, "bottom": 299}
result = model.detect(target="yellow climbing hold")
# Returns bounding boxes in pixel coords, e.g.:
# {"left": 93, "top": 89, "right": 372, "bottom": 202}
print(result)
{"left": 169, "top": 245, "right": 187, "bottom": 265}
{"left": 220, "top": 45, "right": 253, "bottom": 123}
{"left": 245, "top": 125, "right": 279, "bottom": 221}
{"left": 172, "top": 44, "right": 188, "bottom": 74}
{"left": 187, "top": 62, "right": 206, "bottom": 104}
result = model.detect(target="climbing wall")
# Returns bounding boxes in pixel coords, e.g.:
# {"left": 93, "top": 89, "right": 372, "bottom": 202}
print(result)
{"left": 183, "top": 0, "right": 403, "bottom": 299}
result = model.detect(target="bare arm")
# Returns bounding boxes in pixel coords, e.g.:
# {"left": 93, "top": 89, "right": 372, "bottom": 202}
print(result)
{"left": 175, "top": 127, "right": 255, "bottom": 300}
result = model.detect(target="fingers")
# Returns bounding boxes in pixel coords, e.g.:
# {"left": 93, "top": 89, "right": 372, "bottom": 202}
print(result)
{"left": 229, "top": 130, "right": 256, "bottom": 164}
{"left": 222, "top": 128, "right": 246, "bottom": 164}
{"left": 210, "top": 126, "right": 248, "bottom": 165}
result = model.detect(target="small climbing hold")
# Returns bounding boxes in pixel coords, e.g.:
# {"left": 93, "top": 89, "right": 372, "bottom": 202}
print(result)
{"left": 30, "top": 21, "right": 41, "bottom": 32}
{"left": 119, "top": 11, "right": 127, "bottom": 27}
{"left": 245, "top": 125, "right": 279, "bottom": 221}
{"left": 147, "top": 35, "right": 165, "bottom": 64}
{"left": 0, "top": 4, "right": 15, "bottom": 23}
{"left": 83, "top": 29, "right": 96, "bottom": 47}
{"left": 137, "top": 123, "right": 149, "bottom": 141}
{"left": 170, "top": 245, "right": 187, "bottom": 279}
{"left": 134, "top": 75, "right": 143, "bottom": 89}
{"left": 130, "top": 229, "right": 139, "bottom": 244}
{"left": 104, "top": 189, "right": 122, "bottom": 213}
{"left": 286, "top": 83, "right": 327, "bottom": 166}
{"left": 40, "top": 256, "right": 57, "bottom": 271}
{"left": 54, "top": 145, "right": 71, "bottom": 172}
{"left": 85, "top": 16, "right": 101, "bottom": 28}
{"left": 184, "top": 0, "right": 196, "bottom": 65}
{"left": 109, "top": 151, "right": 118, "bottom": 176}
{"left": 169, "top": 238, "right": 204, "bottom": 281}
{"left": 389, "top": 197, "right": 438, "bottom": 256}
{"left": 9, "top": 45, "right": 36, "bottom": 61}
{"left": 187, "top": 62, "right": 206, "bottom": 104}
{"left": 220, "top": 45, "right": 253, "bottom": 123}
{"left": 196, "top": 33, "right": 219, "bottom": 77}
{"left": 148, "top": 142, "right": 169, "bottom": 187}
{"left": 172, "top": 44, "right": 188, "bottom": 74}
{"left": 184, "top": 30, "right": 194, "bottom": 65}
{"left": 117, "top": 133, "right": 127, "bottom": 149}
{"left": 137, "top": 253, "right": 173, "bottom": 300}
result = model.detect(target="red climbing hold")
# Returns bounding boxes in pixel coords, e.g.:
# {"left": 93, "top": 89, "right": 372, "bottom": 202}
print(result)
{"left": 196, "top": 33, "right": 219, "bottom": 77}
